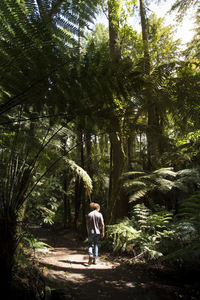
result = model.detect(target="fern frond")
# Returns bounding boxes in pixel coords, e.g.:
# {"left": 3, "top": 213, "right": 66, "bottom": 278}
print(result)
{"left": 123, "top": 180, "right": 146, "bottom": 192}
{"left": 154, "top": 178, "right": 174, "bottom": 193}
{"left": 63, "top": 158, "right": 92, "bottom": 195}
{"left": 0, "top": 0, "right": 98, "bottom": 116}
{"left": 121, "top": 171, "right": 146, "bottom": 180}
{"left": 176, "top": 168, "right": 199, "bottom": 178}
{"left": 178, "top": 194, "right": 200, "bottom": 227}
{"left": 153, "top": 168, "right": 176, "bottom": 178}
{"left": 106, "top": 217, "right": 141, "bottom": 253}
{"left": 123, "top": 167, "right": 200, "bottom": 206}
{"left": 129, "top": 188, "right": 149, "bottom": 202}
{"left": 173, "top": 180, "right": 188, "bottom": 192}
{"left": 132, "top": 204, "right": 152, "bottom": 219}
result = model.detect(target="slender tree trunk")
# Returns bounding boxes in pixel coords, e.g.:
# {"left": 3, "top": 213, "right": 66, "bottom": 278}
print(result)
{"left": 108, "top": 141, "right": 113, "bottom": 210}
{"left": 139, "top": 0, "right": 150, "bottom": 74}
{"left": 107, "top": 130, "right": 126, "bottom": 223}
{"left": 80, "top": 132, "right": 87, "bottom": 236}
{"left": 85, "top": 132, "right": 92, "bottom": 180}
{"left": 74, "top": 131, "right": 87, "bottom": 235}
{"left": 106, "top": 0, "right": 127, "bottom": 223}
{"left": 126, "top": 133, "right": 137, "bottom": 171}
{"left": 109, "top": 132, "right": 127, "bottom": 222}
{"left": 139, "top": 0, "right": 160, "bottom": 169}
{"left": 63, "top": 173, "right": 69, "bottom": 228}
{"left": 108, "top": 2, "right": 121, "bottom": 61}
{"left": 74, "top": 177, "right": 82, "bottom": 229}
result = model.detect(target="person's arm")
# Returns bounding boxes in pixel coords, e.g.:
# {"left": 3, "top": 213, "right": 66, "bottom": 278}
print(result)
{"left": 101, "top": 220, "right": 105, "bottom": 238}
{"left": 86, "top": 217, "right": 89, "bottom": 235}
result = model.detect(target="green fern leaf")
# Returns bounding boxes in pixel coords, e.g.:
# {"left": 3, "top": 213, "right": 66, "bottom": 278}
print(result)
{"left": 129, "top": 188, "right": 149, "bottom": 202}
{"left": 63, "top": 158, "right": 92, "bottom": 195}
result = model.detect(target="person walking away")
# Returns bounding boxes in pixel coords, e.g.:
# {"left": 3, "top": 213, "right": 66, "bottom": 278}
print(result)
{"left": 86, "top": 202, "right": 105, "bottom": 265}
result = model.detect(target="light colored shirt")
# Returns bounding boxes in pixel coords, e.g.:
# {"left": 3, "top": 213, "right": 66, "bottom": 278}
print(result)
{"left": 87, "top": 210, "right": 104, "bottom": 235}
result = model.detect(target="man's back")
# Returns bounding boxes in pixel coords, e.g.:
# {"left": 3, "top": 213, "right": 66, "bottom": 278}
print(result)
{"left": 87, "top": 210, "right": 103, "bottom": 235}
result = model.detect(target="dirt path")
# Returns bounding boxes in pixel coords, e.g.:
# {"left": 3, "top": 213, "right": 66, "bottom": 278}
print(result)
{"left": 32, "top": 227, "right": 191, "bottom": 300}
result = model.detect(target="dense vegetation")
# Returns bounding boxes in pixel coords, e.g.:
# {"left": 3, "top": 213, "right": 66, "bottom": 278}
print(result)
{"left": 0, "top": 0, "right": 199, "bottom": 298}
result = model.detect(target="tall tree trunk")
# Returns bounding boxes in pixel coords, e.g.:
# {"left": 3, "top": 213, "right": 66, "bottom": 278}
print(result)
{"left": 108, "top": 132, "right": 127, "bottom": 222}
{"left": 108, "top": 141, "right": 113, "bottom": 210}
{"left": 63, "top": 173, "right": 70, "bottom": 228}
{"left": 106, "top": 0, "right": 127, "bottom": 223}
{"left": 74, "top": 177, "right": 83, "bottom": 229}
{"left": 139, "top": 0, "right": 160, "bottom": 169}
{"left": 80, "top": 132, "right": 87, "bottom": 236}
{"left": 108, "top": 2, "right": 121, "bottom": 61}
{"left": 126, "top": 133, "right": 137, "bottom": 171}
{"left": 85, "top": 132, "right": 92, "bottom": 181}
{"left": 74, "top": 131, "right": 87, "bottom": 236}
{"left": 139, "top": 0, "right": 150, "bottom": 74}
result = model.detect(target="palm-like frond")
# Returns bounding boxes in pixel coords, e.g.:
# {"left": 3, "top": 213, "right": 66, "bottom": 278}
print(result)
{"left": 0, "top": 0, "right": 98, "bottom": 116}
{"left": 63, "top": 158, "right": 92, "bottom": 195}
{"left": 153, "top": 167, "right": 176, "bottom": 179}
{"left": 154, "top": 178, "right": 174, "bottom": 193}
{"left": 122, "top": 167, "right": 200, "bottom": 204}
{"left": 129, "top": 188, "right": 149, "bottom": 203}
{"left": 122, "top": 171, "right": 146, "bottom": 180}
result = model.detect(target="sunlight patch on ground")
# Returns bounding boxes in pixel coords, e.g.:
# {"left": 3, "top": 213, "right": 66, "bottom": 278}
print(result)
{"left": 36, "top": 248, "right": 119, "bottom": 285}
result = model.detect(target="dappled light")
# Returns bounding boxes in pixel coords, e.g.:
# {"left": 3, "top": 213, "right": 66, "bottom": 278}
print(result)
{"left": 32, "top": 228, "right": 189, "bottom": 300}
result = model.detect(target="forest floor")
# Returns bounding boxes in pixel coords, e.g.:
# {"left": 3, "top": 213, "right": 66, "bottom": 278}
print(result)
{"left": 31, "top": 226, "right": 199, "bottom": 300}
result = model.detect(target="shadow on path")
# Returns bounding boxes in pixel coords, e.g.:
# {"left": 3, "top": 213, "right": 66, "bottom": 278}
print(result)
{"left": 32, "top": 227, "right": 192, "bottom": 300}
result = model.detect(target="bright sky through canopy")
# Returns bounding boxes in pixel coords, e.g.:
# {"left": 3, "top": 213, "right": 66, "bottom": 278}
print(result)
{"left": 95, "top": 0, "right": 196, "bottom": 47}
{"left": 149, "top": 1, "right": 195, "bottom": 45}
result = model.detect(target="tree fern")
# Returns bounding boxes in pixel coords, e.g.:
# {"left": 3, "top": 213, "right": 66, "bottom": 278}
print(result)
{"left": 106, "top": 204, "right": 174, "bottom": 260}
{"left": 121, "top": 167, "right": 200, "bottom": 207}
{"left": 0, "top": 0, "right": 99, "bottom": 116}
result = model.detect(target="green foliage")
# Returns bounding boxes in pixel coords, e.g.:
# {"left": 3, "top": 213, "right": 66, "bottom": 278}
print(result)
{"left": 0, "top": 0, "right": 199, "bottom": 286}
{"left": 106, "top": 192, "right": 200, "bottom": 268}
{"left": 38, "top": 206, "right": 56, "bottom": 226}
{"left": 170, "top": 0, "right": 199, "bottom": 21}
{"left": 106, "top": 204, "right": 174, "bottom": 260}
{"left": 178, "top": 194, "right": 200, "bottom": 232}
{"left": 63, "top": 158, "right": 93, "bottom": 195}
{"left": 16, "top": 230, "right": 51, "bottom": 266}
{"left": 0, "top": 0, "right": 100, "bottom": 118}
{"left": 122, "top": 167, "right": 200, "bottom": 206}
{"left": 106, "top": 217, "right": 141, "bottom": 253}
{"left": 23, "top": 236, "right": 51, "bottom": 251}
{"left": 160, "top": 216, "right": 200, "bottom": 268}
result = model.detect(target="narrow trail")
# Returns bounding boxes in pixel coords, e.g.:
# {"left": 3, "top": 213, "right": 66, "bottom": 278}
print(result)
{"left": 32, "top": 227, "right": 187, "bottom": 300}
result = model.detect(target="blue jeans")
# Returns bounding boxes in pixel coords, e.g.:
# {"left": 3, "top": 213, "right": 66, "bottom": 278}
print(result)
{"left": 88, "top": 234, "right": 100, "bottom": 260}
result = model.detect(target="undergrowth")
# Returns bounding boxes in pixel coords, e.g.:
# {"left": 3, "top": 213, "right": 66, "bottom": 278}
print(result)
{"left": 105, "top": 197, "right": 200, "bottom": 269}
